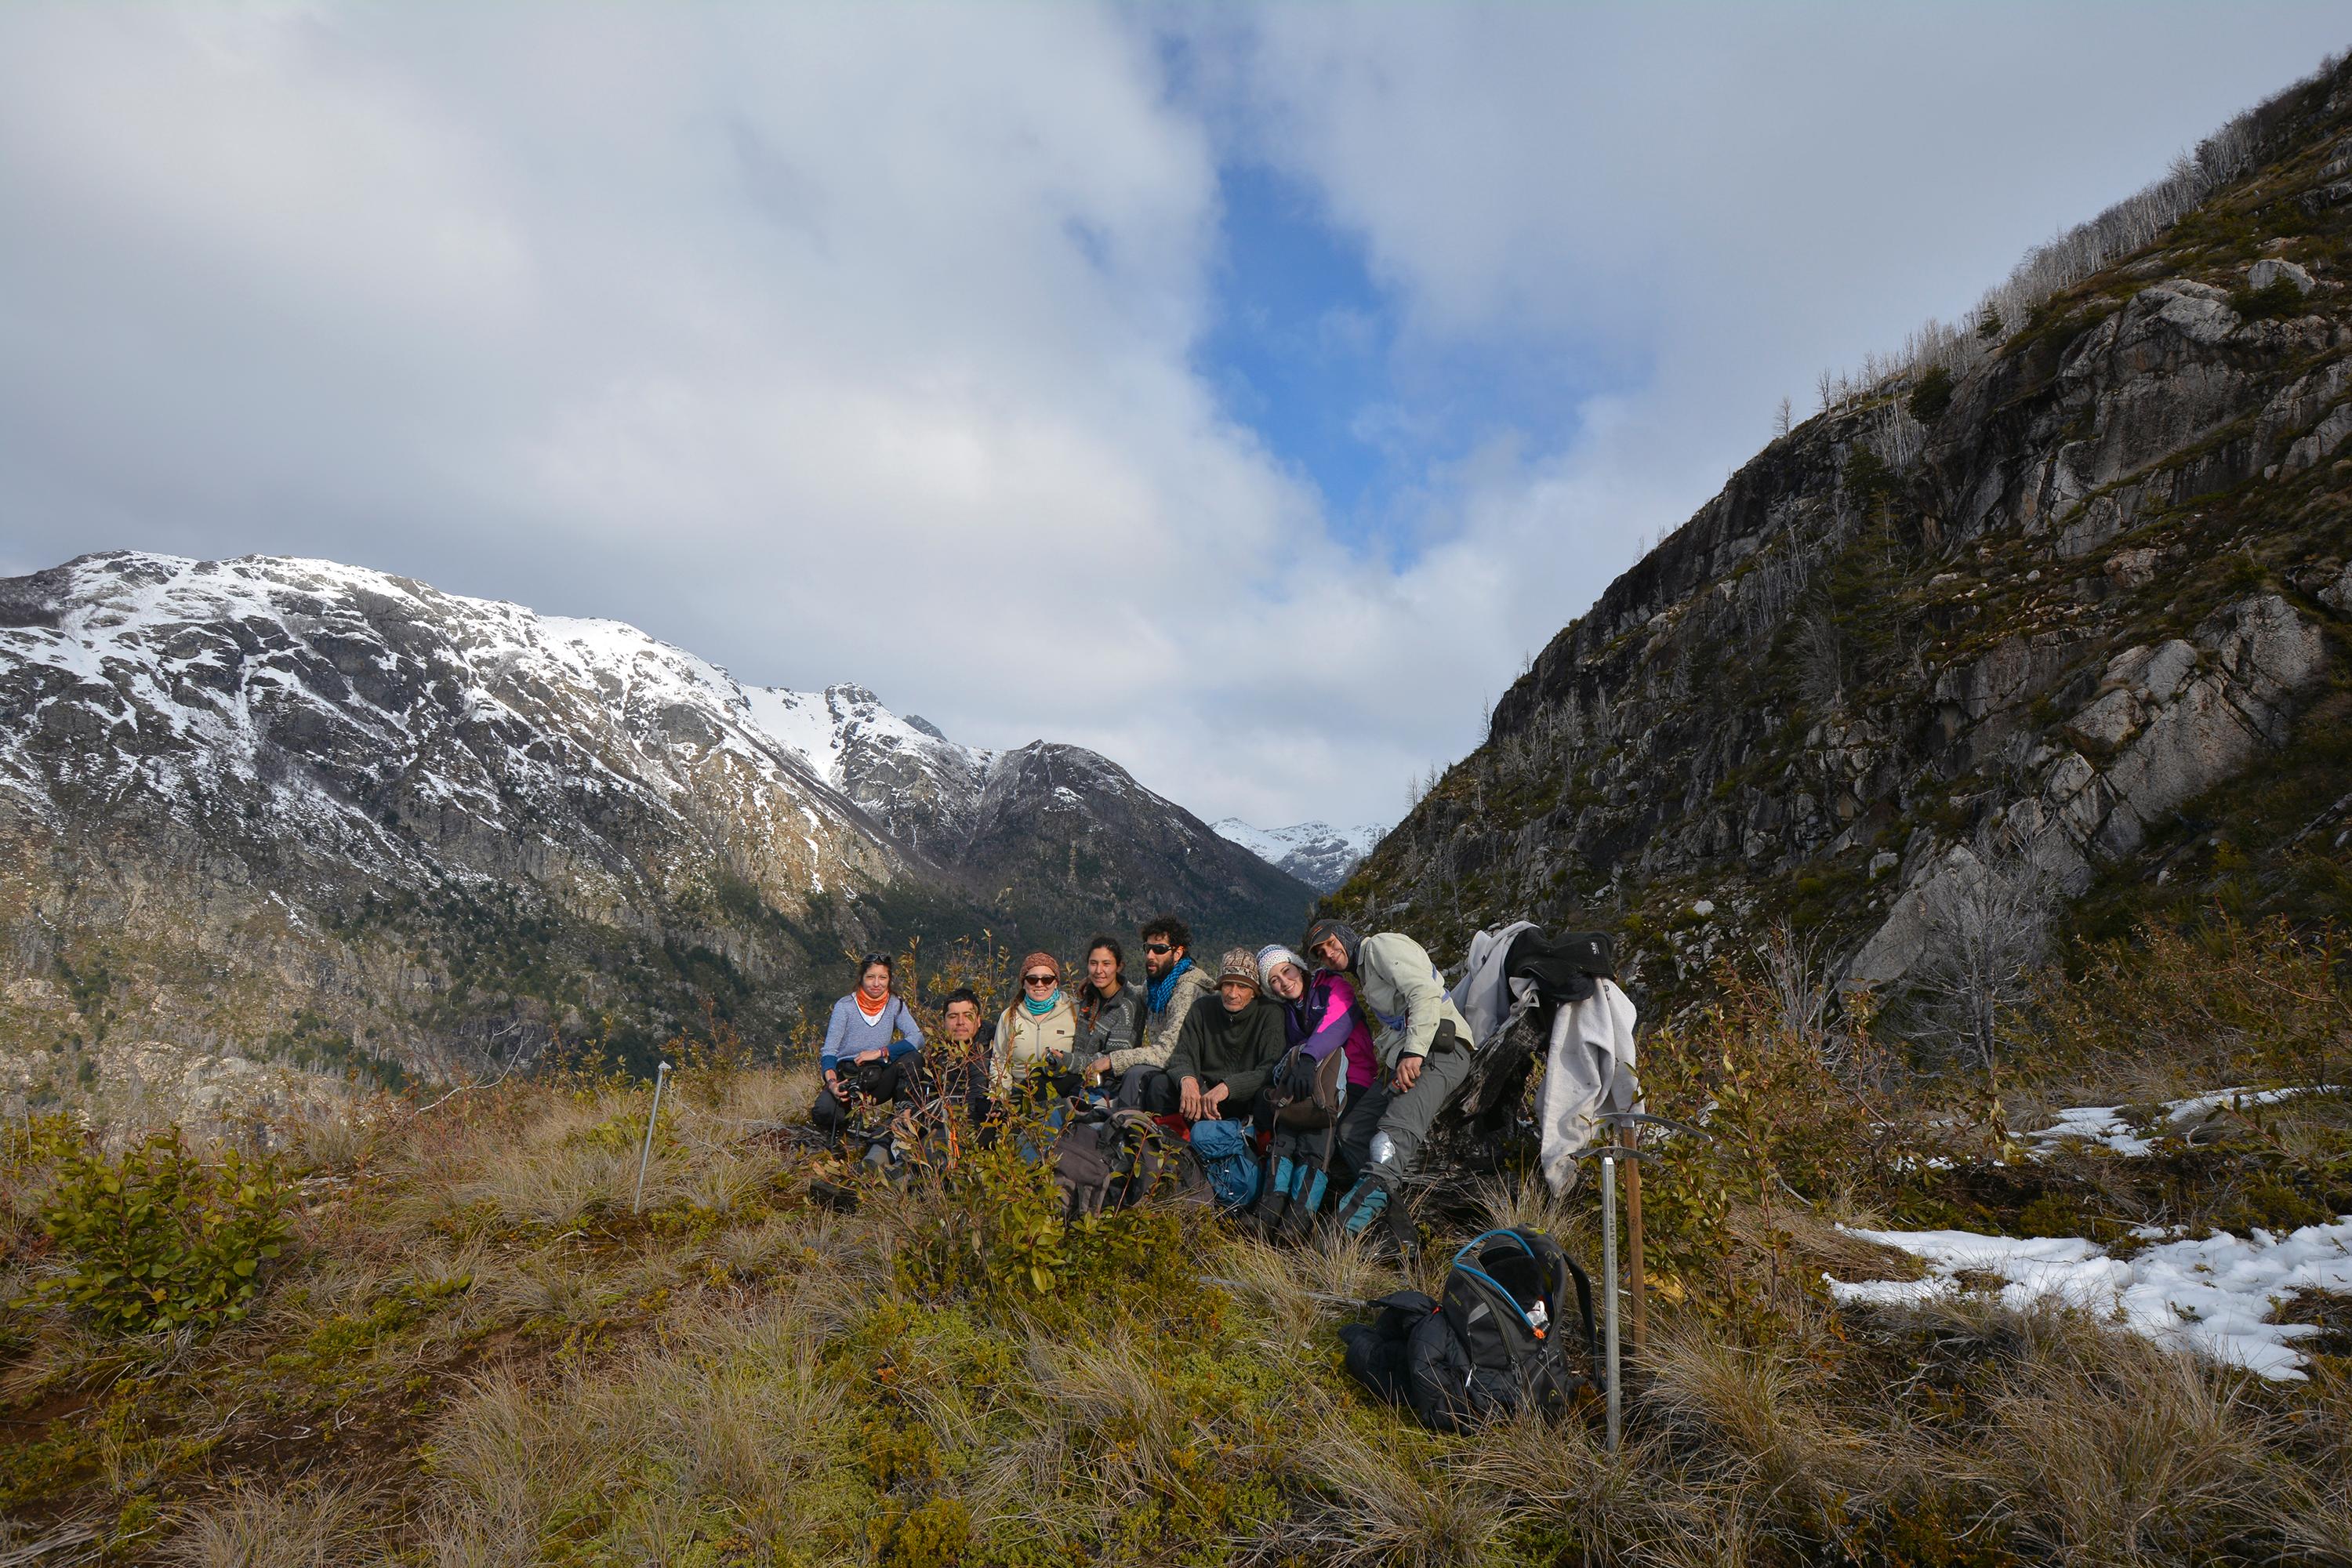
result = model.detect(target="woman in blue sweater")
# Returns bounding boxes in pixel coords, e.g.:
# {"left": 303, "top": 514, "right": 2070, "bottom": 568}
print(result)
{"left": 811, "top": 953, "right": 927, "bottom": 1131}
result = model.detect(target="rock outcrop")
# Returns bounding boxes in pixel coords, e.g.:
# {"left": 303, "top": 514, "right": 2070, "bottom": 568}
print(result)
{"left": 1336, "top": 57, "right": 2352, "bottom": 1004}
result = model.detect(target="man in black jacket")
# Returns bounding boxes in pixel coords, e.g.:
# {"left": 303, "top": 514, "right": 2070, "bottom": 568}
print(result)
{"left": 1164, "top": 948, "right": 1287, "bottom": 1124}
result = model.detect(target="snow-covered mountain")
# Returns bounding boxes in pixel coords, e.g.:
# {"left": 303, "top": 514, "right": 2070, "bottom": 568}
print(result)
{"left": 0, "top": 552, "right": 1313, "bottom": 1076}
{"left": 743, "top": 684, "right": 1314, "bottom": 951}
{"left": 1211, "top": 819, "right": 1385, "bottom": 894}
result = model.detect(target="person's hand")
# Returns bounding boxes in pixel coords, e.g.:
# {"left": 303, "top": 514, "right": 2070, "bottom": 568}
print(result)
{"left": 1179, "top": 1076, "right": 1204, "bottom": 1120}
{"left": 823, "top": 1069, "right": 840, "bottom": 1097}
{"left": 1393, "top": 1054, "right": 1425, "bottom": 1094}
{"left": 856, "top": 1047, "right": 886, "bottom": 1065}
{"left": 1087, "top": 1055, "right": 1112, "bottom": 1078}
{"left": 1200, "top": 1083, "right": 1229, "bottom": 1116}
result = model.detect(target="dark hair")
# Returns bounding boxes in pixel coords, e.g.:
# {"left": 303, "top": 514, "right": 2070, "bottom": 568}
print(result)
{"left": 1139, "top": 913, "right": 1191, "bottom": 953}
{"left": 1085, "top": 934, "right": 1125, "bottom": 982}
{"left": 942, "top": 986, "right": 981, "bottom": 1013}
{"left": 858, "top": 953, "right": 893, "bottom": 978}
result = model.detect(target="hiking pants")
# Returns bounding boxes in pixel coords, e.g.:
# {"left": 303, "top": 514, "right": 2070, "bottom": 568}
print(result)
{"left": 811, "top": 1051, "right": 924, "bottom": 1131}
{"left": 1112, "top": 1064, "right": 1180, "bottom": 1116}
{"left": 1330, "top": 1081, "right": 1389, "bottom": 1181}
{"left": 1367, "top": 1040, "right": 1474, "bottom": 1181}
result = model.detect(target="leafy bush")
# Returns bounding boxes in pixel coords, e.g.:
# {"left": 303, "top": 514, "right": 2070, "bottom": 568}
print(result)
{"left": 2227, "top": 278, "right": 2307, "bottom": 321}
{"left": 30, "top": 1131, "right": 292, "bottom": 1334}
{"left": 880, "top": 1496, "right": 972, "bottom": 1568}
{"left": 1636, "top": 964, "right": 1940, "bottom": 1311}
{"left": 1907, "top": 365, "right": 1955, "bottom": 423}
{"left": 2034, "top": 916, "right": 2350, "bottom": 1087}
{"left": 891, "top": 1097, "right": 1195, "bottom": 1313}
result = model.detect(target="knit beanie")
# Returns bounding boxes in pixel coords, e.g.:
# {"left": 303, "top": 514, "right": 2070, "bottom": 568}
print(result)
{"left": 1302, "top": 918, "right": 1362, "bottom": 969}
{"left": 1256, "top": 944, "right": 1308, "bottom": 989}
{"left": 1018, "top": 950, "right": 1061, "bottom": 983}
{"left": 1216, "top": 946, "right": 1261, "bottom": 993}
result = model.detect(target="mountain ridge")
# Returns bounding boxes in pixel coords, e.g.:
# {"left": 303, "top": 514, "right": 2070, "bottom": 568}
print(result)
{"left": 1210, "top": 818, "right": 1383, "bottom": 893}
{"left": 0, "top": 550, "right": 1312, "bottom": 1086}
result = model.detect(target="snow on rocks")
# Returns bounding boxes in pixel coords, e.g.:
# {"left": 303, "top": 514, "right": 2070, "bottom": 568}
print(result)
{"left": 1830, "top": 1220, "right": 2352, "bottom": 1380}
{"left": 1211, "top": 818, "right": 1385, "bottom": 892}
{"left": 2027, "top": 1085, "right": 2341, "bottom": 1156}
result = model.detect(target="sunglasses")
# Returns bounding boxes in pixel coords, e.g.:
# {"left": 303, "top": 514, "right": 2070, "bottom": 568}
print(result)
{"left": 1023, "top": 973, "right": 1058, "bottom": 986}
{"left": 1143, "top": 942, "right": 1173, "bottom": 955}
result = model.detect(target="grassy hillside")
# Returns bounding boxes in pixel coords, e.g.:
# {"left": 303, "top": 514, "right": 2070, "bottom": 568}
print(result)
{"left": 3, "top": 912, "right": 2349, "bottom": 1566}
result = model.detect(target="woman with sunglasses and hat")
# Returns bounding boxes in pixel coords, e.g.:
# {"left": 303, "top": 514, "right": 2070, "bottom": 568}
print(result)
{"left": 813, "top": 952, "right": 927, "bottom": 1131}
{"left": 989, "top": 950, "right": 1081, "bottom": 1105}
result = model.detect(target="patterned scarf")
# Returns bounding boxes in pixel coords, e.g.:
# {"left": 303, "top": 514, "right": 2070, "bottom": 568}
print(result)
{"left": 1146, "top": 956, "right": 1196, "bottom": 1014}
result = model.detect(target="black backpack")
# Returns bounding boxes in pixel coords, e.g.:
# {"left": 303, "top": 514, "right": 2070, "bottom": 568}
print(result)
{"left": 1261, "top": 1043, "right": 1348, "bottom": 1131}
{"left": 1339, "top": 1227, "right": 1599, "bottom": 1432}
{"left": 1052, "top": 1109, "right": 1192, "bottom": 1218}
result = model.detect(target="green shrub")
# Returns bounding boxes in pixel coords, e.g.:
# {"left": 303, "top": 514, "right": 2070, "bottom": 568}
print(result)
{"left": 891, "top": 1098, "right": 1195, "bottom": 1314}
{"left": 29, "top": 1131, "right": 292, "bottom": 1335}
{"left": 2227, "top": 278, "right": 2306, "bottom": 321}
{"left": 881, "top": 1496, "right": 972, "bottom": 1568}
{"left": 1907, "top": 365, "right": 1955, "bottom": 423}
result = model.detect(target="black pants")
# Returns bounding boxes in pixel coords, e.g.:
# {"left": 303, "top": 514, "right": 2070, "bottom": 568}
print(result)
{"left": 811, "top": 1051, "right": 925, "bottom": 1131}
{"left": 1112, "top": 1065, "right": 1180, "bottom": 1115}
{"left": 1331, "top": 1080, "right": 1390, "bottom": 1181}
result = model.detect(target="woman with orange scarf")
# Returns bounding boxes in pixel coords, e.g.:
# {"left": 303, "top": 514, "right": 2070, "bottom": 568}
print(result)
{"left": 813, "top": 953, "right": 927, "bottom": 1131}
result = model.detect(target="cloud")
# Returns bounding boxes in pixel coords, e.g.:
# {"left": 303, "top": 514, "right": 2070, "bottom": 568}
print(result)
{"left": 0, "top": 3, "right": 2343, "bottom": 833}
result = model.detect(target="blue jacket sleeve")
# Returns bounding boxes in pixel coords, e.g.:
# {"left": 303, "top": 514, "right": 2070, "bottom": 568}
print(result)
{"left": 821, "top": 997, "right": 851, "bottom": 1071}
{"left": 889, "top": 999, "right": 924, "bottom": 1056}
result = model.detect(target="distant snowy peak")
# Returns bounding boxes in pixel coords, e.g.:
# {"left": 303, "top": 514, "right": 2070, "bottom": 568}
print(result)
{"left": 1211, "top": 818, "right": 1385, "bottom": 893}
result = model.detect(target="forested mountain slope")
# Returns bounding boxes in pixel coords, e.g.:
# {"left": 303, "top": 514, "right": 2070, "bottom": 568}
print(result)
{"left": 1334, "top": 56, "right": 2352, "bottom": 1006}
{"left": 0, "top": 554, "right": 1309, "bottom": 1093}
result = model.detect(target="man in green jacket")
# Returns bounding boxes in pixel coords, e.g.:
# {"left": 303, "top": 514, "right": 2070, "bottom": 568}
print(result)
{"left": 1303, "top": 917, "right": 1478, "bottom": 1239}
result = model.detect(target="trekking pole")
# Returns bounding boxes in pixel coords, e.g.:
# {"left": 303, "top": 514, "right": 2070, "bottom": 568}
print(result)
{"left": 1601, "top": 1146, "right": 1622, "bottom": 1453}
{"left": 632, "top": 1060, "right": 671, "bottom": 1214}
{"left": 1622, "top": 1122, "right": 1646, "bottom": 1355}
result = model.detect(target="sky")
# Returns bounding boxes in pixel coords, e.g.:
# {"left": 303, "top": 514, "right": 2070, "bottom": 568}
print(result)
{"left": 0, "top": 4, "right": 2344, "bottom": 830}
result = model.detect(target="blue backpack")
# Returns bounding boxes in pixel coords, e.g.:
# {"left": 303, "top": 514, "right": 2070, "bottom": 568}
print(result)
{"left": 1185, "top": 1118, "right": 1261, "bottom": 1210}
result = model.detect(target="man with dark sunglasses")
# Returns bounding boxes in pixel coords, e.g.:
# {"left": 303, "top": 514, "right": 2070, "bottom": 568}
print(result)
{"left": 1106, "top": 913, "right": 1213, "bottom": 1112}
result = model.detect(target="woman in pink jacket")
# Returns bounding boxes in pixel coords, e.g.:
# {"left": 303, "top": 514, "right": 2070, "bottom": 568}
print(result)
{"left": 1251, "top": 944, "right": 1377, "bottom": 1238}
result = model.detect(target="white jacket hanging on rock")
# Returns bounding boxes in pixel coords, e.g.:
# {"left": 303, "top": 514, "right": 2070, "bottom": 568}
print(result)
{"left": 1537, "top": 978, "right": 1639, "bottom": 1195}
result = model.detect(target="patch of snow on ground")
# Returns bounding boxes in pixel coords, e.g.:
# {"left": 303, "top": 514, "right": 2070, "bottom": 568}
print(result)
{"left": 2028, "top": 1085, "right": 2341, "bottom": 1156}
{"left": 1831, "top": 1219, "right": 2352, "bottom": 1380}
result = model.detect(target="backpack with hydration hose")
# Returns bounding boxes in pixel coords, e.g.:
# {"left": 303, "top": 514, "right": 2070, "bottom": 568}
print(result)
{"left": 1338, "top": 1225, "right": 1599, "bottom": 1432}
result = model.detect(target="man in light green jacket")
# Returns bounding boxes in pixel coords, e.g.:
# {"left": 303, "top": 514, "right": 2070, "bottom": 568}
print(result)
{"left": 1303, "top": 917, "right": 1478, "bottom": 1240}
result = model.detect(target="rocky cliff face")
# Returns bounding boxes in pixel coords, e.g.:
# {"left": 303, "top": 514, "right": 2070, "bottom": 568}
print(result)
{"left": 0, "top": 554, "right": 1308, "bottom": 1091}
{"left": 1336, "top": 60, "right": 2352, "bottom": 1005}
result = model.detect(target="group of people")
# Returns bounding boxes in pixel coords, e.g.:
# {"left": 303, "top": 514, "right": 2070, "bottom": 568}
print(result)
{"left": 811, "top": 913, "right": 1479, "bottom": 1237}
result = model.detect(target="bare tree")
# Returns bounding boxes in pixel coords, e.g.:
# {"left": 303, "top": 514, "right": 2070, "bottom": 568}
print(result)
{"left": 1757, "top": 921, "right": 1832, "bottom": 1054}
{"left": 1773, "top": 396, "right": 1793, "bottom": 439}
{"left": 1910, "top": 824, "right": 2063, "bottom": 1087}
{"left": 1794, "top": 599, "right": 1846, "bottom": 713}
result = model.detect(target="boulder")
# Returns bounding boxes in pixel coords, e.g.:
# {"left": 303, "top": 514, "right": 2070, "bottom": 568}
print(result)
{"left": 2321, "top": 561, "right": 2352, "bottom": 617}
{"left": 2247, "top": 258, "right": 2317, "bottom": 296}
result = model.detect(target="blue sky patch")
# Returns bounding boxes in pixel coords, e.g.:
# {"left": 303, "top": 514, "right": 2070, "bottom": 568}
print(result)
{"left": 1196, "top": 159, "right": 1634, "bottom": 563}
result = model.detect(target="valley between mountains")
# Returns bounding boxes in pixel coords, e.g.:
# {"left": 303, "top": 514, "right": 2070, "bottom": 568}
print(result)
{"left": 7, "top": 38, "right": 2352, "bottom": 1568}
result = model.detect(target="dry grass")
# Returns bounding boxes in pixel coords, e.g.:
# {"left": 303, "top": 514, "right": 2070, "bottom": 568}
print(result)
{"left": 165, "top": 1481, "right": 374, "bottom": 1568}
{"left": 6, "top": 1024, "right": 2352, "bottom": 1567}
